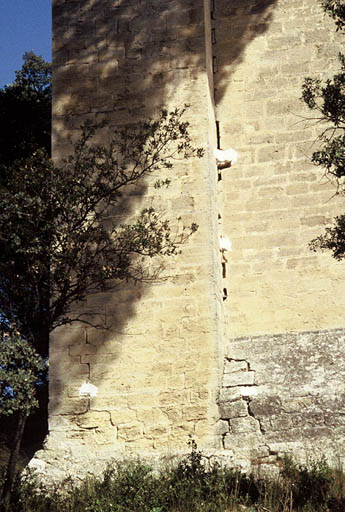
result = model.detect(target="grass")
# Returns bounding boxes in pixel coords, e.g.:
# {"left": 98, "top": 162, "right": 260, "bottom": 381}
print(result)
{"left": 1, "top": 445, "right": 345, "bottom": 511}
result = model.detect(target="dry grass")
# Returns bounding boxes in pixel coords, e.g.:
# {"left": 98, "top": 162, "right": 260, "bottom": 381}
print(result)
{"left": 1, "top": 449, "right": 345, "bottom": 511}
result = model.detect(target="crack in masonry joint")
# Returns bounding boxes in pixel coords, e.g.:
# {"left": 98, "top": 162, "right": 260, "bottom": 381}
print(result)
{"left": 221, "top": 432, "right": 226, "bottom": 449}
{"left": 226, "top": 357, "right": 254, "bottom": 373}
{"left": 216, "top": 121, "right": 221, "bottom": 149}
{"left": 247, "top": 399, "right": 265, "bottom": 435}
{"left": 212, "top": 56, "right": 218, "bottom": 74}
{"left": 210, "top": 0, "right": 215, "bottom": 20}
{"left": 92, "top": 409, "right": 116, "bottom": 428}
{"left": 267, "top": 445, "right": 279, "bottom": 457}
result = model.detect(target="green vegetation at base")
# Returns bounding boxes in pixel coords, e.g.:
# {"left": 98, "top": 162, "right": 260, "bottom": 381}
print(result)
{"left": 1, "top": 449, "right": 345, "bottom": 512}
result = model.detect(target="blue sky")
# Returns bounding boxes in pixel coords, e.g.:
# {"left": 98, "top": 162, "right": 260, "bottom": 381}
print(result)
{"left": 0, "top": 1, "right": 51, "bottom": 87}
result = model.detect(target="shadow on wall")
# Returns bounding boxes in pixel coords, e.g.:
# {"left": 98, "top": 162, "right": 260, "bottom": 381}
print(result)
{"left": 52, "top": 0, "right": 278, "bottom": 137}
{"left": 214, "top": 0, "right": 278, "bottom": 103}
{"left": 49, "top": 0, "right": 278, "bottom": 428}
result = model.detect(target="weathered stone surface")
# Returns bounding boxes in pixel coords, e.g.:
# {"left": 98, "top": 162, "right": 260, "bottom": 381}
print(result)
{"left": 230, "top": 416, "right": 260, "bottom": 435}
{"left": 249, "top": 397, "right": 282, "bottom": 418}
{"left": 219, "top": 328, "right": 345, "bottom": 464}
{"left": 219, "top": 399, "right": 248, "bottom": 420}
{"left": 214, "top": 420, "right": 229, "bottom": 436}
{"left": 73, "top": 411, "right": 111, "bottom": 429}
{"left": 223, "top": 360, "right": 248, "bottom": 373}
{"left": 223, "top": 432, "right": 266, "bottom": 456}
{"left": 218, "top": 387, "right": 242, "bottom": 403}
{"left": 29, "top": 0, "right": 345, "bottom": 481}
{"left": 117, "top": 423, "right": 143, "bottom": 442}
{"left": 223, "top": 371, "right": 255, "bottom": 387}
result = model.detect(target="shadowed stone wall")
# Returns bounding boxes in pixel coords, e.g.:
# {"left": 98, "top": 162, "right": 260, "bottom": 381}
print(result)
{"left": 33, "top": 0, "right": 224, "bottom": 479}
{"left": 31, "top": 0, "right": 345, "bottom": 478}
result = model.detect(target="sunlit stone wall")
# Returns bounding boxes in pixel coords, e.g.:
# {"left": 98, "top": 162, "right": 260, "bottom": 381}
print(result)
{"left": 215, "top": 0, "right": 345, "bottom": 468}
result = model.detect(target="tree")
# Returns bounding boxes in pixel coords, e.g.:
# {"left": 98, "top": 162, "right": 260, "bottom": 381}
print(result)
{"left": 302, "top": 1, "right": 345, "bottom": 258}
{"left": 0, "top": 335, "right": 44, "bottom": 512}
{"left": 0, "top": 109, "right": 201, "bottom": 357}
{"left": 0, "top": 53, "right": 51, "bottom": 508}
{"left": 0, "top": 51, "right": 51, "bottom": 173}
{"left": 322, "top": 0, "right": 345, "bottom": 31}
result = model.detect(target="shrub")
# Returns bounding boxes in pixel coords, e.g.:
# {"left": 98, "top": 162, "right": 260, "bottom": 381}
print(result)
{"left": 3, "top": 451, "right": 345, "bottom": 512}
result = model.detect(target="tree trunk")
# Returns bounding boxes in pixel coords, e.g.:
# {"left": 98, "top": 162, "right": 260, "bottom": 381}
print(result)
{"left": 1, "top": 411, "right": 27, "bottom": 512}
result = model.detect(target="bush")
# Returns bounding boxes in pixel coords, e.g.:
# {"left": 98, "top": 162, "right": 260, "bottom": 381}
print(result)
{"left": 3, "top": 451, "right": 345, "bottom": 512}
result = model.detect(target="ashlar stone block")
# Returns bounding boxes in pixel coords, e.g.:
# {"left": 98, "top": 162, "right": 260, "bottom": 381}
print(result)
{"left": 223, "top": 371, "right": 255, "bottom": 387}
{"left": 230, "top": 416, "right": 261, "bottom": 435}
{"left": 219, "top": 399, "right": 248, "bottom": 420}
{"left": 117, "top": 423, "right": 143, "bottom": 442}
{"left": 224, "top": 360, "right": 248, "bottom": 373}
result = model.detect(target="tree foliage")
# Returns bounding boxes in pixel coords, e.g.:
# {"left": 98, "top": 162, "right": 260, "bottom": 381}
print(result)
{"left": 0, "top": 333, "right": 45, "bottom": 512}
{"left": 322, "top": 0, "right": 345, "bottom": 31}
{"left": 302, "top": 2, "right": 345, "bottom": 259}
{"left": 0, "top": 99, "right": 201, "bottom": 358}
{"left": 0, "top": 54, "right": 52, "bottom": 507}
{"left": 0, "top": 52, "right": 51, "bottom": 171}
{"left": 0, "top": 334, "right": 44, "bottom": 417}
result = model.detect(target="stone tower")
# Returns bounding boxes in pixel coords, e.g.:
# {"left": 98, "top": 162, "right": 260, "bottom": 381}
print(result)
{"left": 32, "top": 0, "right": 345, "bottom": 478}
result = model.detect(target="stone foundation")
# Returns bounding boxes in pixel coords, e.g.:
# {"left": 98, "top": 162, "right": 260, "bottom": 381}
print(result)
{"left": 218, "top": 328, "right": 345, "bottom": 470}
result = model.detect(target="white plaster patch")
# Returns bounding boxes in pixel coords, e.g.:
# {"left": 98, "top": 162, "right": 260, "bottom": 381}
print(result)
{"left": 219, "top": 236, "right": 232, "bottom": 252}
{"left": 240, "top": 386, "right": 258, "bottom": 397}
{"left": 79, "top": 382, "right": 98, "bottom": 398}
{"left": 214, "top": 148, "right": 239, "bottom": 167}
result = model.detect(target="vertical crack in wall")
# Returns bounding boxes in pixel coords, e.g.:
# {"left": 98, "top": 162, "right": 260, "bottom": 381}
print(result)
{"left": 212, "top": 0, "right": 220, "bottom": 155}
{"left": 216, "top": 120, "right": 221, "bottom": 149}
{"left": 246, "top": 398, "right": 265, "bottom": 435}
{"left": 210, "top": 0, "right": 215, "bottom": 19}
{"left": 219, "top": 356, "right": 268, "bottom": 455}
{"left": 211, "top": 1, "right": 227, "bottom": 302}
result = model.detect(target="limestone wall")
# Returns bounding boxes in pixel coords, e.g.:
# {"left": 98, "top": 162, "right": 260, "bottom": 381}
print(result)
{"left": 39, "top": 0, "right": 224, "bottom": 476}
{"left": 214, "top": 0, "right": 345, "bottom": 466}
{"left": 32, "top": 0, "right": 345, "bottom": 478}
{"left": 215, "top": 0, "right": 345, "bottom": 337}
{"left": 217, "top": 328, "right": 345, "bottom": 470}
